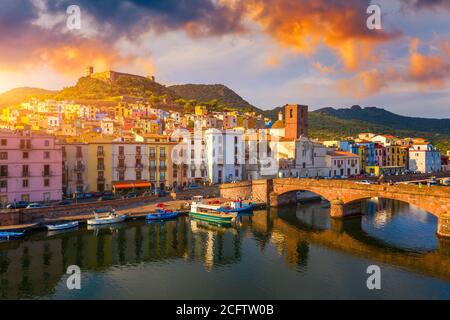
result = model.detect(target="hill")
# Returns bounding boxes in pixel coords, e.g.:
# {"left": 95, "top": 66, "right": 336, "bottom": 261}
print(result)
{"left": 55, "top": 72, "right": 179, "bottom": 102}
{"left": 0, "top": 87, "right": 57, "bottom": 107}
{"left": 316, "top": 105, "right": 450, "bottom": 135}
{"left": 309, "top": 109, "right": 450, "bottom": 152}
{"left": 168, "top": 84, "right": 259, "bottom": 112}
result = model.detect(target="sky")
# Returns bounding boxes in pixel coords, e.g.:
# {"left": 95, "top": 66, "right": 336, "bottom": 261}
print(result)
{"left": 0, "top": 0, "right": 449, "bottom": 117}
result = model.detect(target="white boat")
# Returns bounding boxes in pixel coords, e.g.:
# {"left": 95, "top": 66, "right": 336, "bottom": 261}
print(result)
{"left": 46, "top": 221, "right": 79, "bottom": 231}
{"left": 87, "top": 210, "right": 128, "bottom": 226}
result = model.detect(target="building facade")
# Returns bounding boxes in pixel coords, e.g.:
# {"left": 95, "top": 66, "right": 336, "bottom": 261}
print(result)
{"left": 0, "top": 130, "right": 62, "bottom": 205}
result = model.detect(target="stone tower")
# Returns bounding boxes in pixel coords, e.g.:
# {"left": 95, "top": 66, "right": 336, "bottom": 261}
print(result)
{"left": 86, "top": 66, "right": 94, "bottom": 77}
{"left": 284, "top": 104, "right": 308, "bottom": 139}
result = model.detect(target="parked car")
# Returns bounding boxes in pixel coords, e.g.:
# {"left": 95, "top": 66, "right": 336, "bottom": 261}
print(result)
{"left": 186, "top": 184, "right": 201, "bottom": 189}
{"left": 93, "top": 192, "right": 103, "bottom": 197}
{"left": 73, "top": 193, "right": 85, "bottom": 200}
{"left": 126, "top": 192, "right": 138, "bottom": 198}
{"left": 99, "top": 195, "right": 116, "bottom": 201}
{"left": 356, "top": 180, "right": 373, "bottom": 185}
{"left": 26, "top": 203, "right": 46, "bottom": 209}
{"left": 84, "top": 193, "right": 94, "bottom": 199}
{"left": 58, "top": 199, "right": 73, "bottom": 206}
{"left": 6, "top": 201, "right": 30, "bottom": 209}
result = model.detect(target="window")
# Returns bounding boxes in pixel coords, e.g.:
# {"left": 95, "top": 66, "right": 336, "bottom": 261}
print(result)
{"left": 136, "top": 172, "right": 142, "bottom": 180}
{"left": 160, "top": 148, "right": 166, "bottom": 157}
{"left": 22, "top": 165, "right": 29, "bottom": 177}
{"left": 150, "top": 147, "right": 156, "bottom": 157}
{"left": 22, "top": 180, "right": 28, "bottom": 188}
{"left": 235, "top": 169, "right": 239, "bottom": 177}
{"left": 23, "top": 152, "right": 29, "bottom": 159}
{"left": 0, "top": 139, "right": 6, "bottom": 146}
{"left": 44, "top": 151, "right": 50, "bottom": 159}
{"left": 44, "top": 179, "right": 50, "bottom": 187}
{"left": 160, "top": 171, "right": 166, "bottom": 181}
{"left": 44, "top": 140, "right": 50, "bottom": 147}
{"left": 0, "top": 152, "right": 7, "bottom": 160}
{"left": 0, "top": 180, "right": 7, "bottom": 188}
{"left": 0, "top": 165, "right": 7, "bottom": 177}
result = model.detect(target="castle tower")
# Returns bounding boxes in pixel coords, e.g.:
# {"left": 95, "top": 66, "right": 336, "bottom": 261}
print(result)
{"left": 86, "top": 66, "right": 94, "bottom": 77}
{"left": 284, "top": 104, "right": 308, "bottom": 139}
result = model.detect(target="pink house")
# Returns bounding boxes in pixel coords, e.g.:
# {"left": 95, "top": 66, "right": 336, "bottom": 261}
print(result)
{"left": 0, "top": 130, "right": 62, "bottom": 206}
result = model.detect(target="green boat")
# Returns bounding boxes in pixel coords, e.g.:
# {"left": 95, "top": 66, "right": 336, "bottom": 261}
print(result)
{"left": 189, "top": 196, "right": 235, "bottom": 225}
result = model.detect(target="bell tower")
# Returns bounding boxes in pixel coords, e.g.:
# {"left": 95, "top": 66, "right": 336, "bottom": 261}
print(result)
{"left": 284, "top": 104, "right": 308, "bottom": 139}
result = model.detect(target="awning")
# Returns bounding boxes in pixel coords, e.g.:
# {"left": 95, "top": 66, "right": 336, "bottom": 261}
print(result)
{"left": 113, "top": 181, "right": 151, "bottom": 189}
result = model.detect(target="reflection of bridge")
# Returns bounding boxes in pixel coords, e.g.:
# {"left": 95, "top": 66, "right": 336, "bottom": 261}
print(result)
{"left": 251, "top": 210, "right": 450, "bottom": 281}
{"left": 218, "top": 178, "right": 450, "bottom": 237}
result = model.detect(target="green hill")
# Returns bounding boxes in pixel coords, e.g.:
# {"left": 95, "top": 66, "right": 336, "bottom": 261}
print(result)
{"left": 316, "top": 105, "right": 450, "bottom": 135}
{"left": 55, "top": 72, "right": 179, "bottom": 102}
{"left": 168, "top": 84, "right": 259, "bottom": 112}
{"left": 0, "top": 87, "right": 57, "bottom": 107}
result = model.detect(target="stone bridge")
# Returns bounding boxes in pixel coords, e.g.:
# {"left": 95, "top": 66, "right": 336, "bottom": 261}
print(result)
{"left": 219, "top": 178, "right": 450, "bottom": 238}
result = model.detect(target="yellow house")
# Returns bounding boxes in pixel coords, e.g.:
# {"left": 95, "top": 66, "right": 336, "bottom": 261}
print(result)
{"left": 87, "top": 140, "right": 114, "bottom": 192}
{"left": 195, "top": 105, "right": 208, "bottom": 116}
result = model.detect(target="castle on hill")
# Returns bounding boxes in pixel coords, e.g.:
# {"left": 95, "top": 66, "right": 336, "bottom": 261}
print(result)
{"left": 85, "top": 66, "right": 155, "bottom": 82}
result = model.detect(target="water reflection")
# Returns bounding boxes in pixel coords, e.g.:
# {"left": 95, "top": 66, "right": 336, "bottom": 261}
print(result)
{"left": 0, "top": 199, "right": 449, "bottom": 299}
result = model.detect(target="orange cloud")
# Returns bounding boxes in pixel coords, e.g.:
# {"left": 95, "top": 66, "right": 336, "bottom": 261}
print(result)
{"left": 313, "top": 62, "right": 335, "bottom": 75}
{"left": 337, "top": 69, "right": 387, "bottom": 98}
{"left": 242, "top": 0, "right": 397, "bottom": 71}
{"left": 407, "top": 38, "right": 450, "bottom": 88}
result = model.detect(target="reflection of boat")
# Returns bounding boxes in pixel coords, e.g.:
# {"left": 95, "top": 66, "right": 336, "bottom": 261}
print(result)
{"left": 46, "top": 221, "right": 79, "bottom": 231}
{"left": 190, "top": 216, "right": 232, "bottom": 229}
{"left": 0, "top": 231, "right": 25, "bottom": 240}
{"left": 190, "top": 196, "right": 234, "bottom": 225}
{"left": 87, "top": 210, "right": 128, "bottom": 226}
{"left": 146, "top": 209, "right": 179, "bottom": 221}
{"left": 217, "top": 200, "right": 254, "bottom": 213}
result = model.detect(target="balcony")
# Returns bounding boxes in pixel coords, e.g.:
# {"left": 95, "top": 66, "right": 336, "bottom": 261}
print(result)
{"left": 97, "top": 177, "right": 105, "bottom": 183}
{"left": 20, "top": 142, "right": 31, "bottom": 150}
{"left": 74, "top": 164, "right": 85, "bottom": 172}
{"left": 149, "top": 153, "right": 156, "bottom": 159}
{"left": 159, "top": 153, "right": 166, "bottom": 159}
{"left": 22, "top": 171, "right": 29, "bottom": 178}
{"left": 42, "top": 171, "right": 52, "bottom": 177}
{"left": 159, "top": 165, "right": 167, "bottom": 171}
{"left": 116, "top": 165, "right": 126, "bottom": 172}
{"left": 149, "top": 176, "right": 156, "bottom": 182}
{"left": 135, "top": 154, "right": 142, "bottom": 160}
{"left": 118, "top": 154, "right": 125, "bottom": 160}
{"left": 97, "top": 164, "right": 105, "bottom": 171}
{"left": 97, "top": 150, "right": 105, "bottom": 157}
{"left": 135, "top": 164, "right": 144, "bottom": 171}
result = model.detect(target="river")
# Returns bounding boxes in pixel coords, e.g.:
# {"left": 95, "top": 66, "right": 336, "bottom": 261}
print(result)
{"left": 1, "top": 198, "right": 449, "bottom": 299}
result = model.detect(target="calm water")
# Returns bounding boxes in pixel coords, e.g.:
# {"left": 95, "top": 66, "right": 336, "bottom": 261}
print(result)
{"left": 1, "top": 198, "right": 450, "bottom": 300}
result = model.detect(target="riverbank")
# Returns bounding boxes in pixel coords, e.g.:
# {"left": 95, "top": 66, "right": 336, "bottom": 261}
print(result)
{"left": 0, "top": 197, "right": 267, "bottom": 233}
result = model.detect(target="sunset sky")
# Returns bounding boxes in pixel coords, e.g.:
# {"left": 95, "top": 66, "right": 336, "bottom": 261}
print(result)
{"left": 0, "top": 0, "right": 449, "bottom": 117}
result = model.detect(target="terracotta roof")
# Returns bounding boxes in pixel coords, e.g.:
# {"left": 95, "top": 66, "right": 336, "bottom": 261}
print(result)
{"left": 327, "top": 150, "right": 359, "bottom": 157}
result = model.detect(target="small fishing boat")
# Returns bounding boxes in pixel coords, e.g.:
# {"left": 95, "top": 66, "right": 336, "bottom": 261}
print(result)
{"left": 46, "top": 221, "right": 79, "bottom": 231}
{"left": 0, "top": 231, "right": 25, "bottom": 240}
{"left": 146, "top": 209, "right": 179, "bottom": 221}
{"left": 190, "top": 196, "right": 234, "bottom": 225}
{"left": 217, "top": 200, "right": 254, "bottom": 213}
{"left": 87, "top": 209, "right": 128, "bottom": 226}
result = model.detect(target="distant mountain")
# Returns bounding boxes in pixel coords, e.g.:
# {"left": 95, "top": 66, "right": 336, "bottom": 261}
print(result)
{"left": 310, "top": 106, "right": 450, "bottom": 152}
{"left": 0, "top": 87, "right": 57, "bottom": 107}
{"left": 315, "top": 105, "right": 450, "bottom": 135}
{"left": 54, "top": 71, "right": 179, "bottom": 102}
{"left": 168, "top": 84, "right": 260, "bottom": 112}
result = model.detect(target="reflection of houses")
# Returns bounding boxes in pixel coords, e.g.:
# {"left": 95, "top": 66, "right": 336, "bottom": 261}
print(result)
{"left": 189, "top": 220, "right": 241, "bottom": 270}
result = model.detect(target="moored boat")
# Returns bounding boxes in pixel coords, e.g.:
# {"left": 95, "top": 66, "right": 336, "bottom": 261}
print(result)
{"left": 146, "top": 209, "right": 179, "bottom": 221}
{"left": 190, "top": 196, "right": 234, "bottom": 224}
{"left": 217, "top": 200, "right": 254, "bottom": 213}
{"left": 46, "top": 221, "right": 79, "bottom": 231}
{"left": 0, "top": 231, "right": 25, "bottom": 240}
{"left": 87, "top": 210, "right": 128, "bottom": 226}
